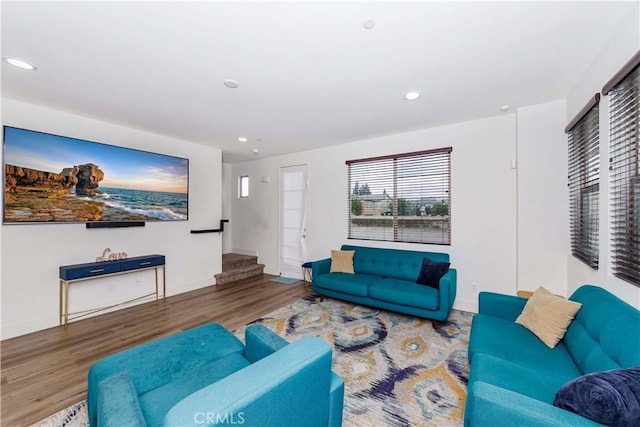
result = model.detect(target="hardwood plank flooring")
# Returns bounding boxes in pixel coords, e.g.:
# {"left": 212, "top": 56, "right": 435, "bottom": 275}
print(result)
{"left": 1, "top": 275, "right": 307, "bottom": 426}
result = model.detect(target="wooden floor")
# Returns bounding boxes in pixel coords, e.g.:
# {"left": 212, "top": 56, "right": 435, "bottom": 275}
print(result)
{"left": 1, "top": 275, "right": 307, "bottom": 426}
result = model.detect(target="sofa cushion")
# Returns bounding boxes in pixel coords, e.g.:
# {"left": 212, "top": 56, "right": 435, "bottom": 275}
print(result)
{"left": 139, "top": 352, "right": 250, "bottom": 426}
{"left": 416, "top": 257, "right": 450, "bottom": 289}
{"left": 313, "top": 272, "right": 377, "bottom": 297}
{"left": 564, "top": 285, "right": 640, "bottom": 374}
{"left": 342, "top": 245, "right": 448, "bottom": 282}
{"left": 469, "top": 353, "right": 573, "bottom": 403}
{"left": 515, "top": 287, "right": 582, "bottom": 348}
{"left": 330, "top": 250, "right": 355, "bottom": 274}
{"left": 553, "top": 367, "right": 640, "bottom": 427}
{"left": 369, "top": 278, "right": 439, "bottom": 310}
{"left": 468, "top": 314, "right": 582, "bottom": 378}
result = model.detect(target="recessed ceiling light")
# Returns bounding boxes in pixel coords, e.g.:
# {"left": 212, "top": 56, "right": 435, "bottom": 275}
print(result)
{"left": 3, "top": 57, "right": 37, "bottom": 70}
{"left": 252, "top": 148, "right": 260, "bottom": 155}
{"left": 363, "top": 19, "right": 376, "bottom": 30}
{"left": 500, "top": 105, "right": 510, "bottom": 112}
{"left": 238, "top": 137, "right": 248, "bottom": 142}
{"left": 224, "top": 79, "right": 239, "bottom": 88}
{"left": 404, "top": 91, "right": 421, "bottom": 101}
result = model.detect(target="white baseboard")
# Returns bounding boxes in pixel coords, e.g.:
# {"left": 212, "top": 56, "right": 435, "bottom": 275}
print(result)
{"left": 453, "top": 298, "right": 478, "bottom": 314}
{"left": 1, "top": 277, "right": 217, "bottom": 340}
{"left": 263, "top": 266, "right": 279, "bottom": 276}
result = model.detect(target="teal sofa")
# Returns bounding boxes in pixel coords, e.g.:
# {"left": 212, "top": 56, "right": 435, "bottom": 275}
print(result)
{"left": 465, "top": 285, "right": 640, "bottom": 426}
{"left": 88, "top": 323, "right": 344, "bottom": 427}
{"left": 312, "top": 245, "right": 457, "bottom": 325}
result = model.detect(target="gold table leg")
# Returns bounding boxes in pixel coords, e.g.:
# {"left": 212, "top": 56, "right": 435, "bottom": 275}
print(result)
{"left": 64, "top": 281, "right": 69, "bottom": 329}
{"left": 59, "top": 279, "right": 63, "bottom": 325}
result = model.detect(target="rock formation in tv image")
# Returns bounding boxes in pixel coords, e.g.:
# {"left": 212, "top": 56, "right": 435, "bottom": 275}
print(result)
{"left": 4, "top": 163, "right": 158, "bottom": 222}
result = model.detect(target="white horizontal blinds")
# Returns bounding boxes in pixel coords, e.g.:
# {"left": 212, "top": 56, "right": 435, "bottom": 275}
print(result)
{"left": 347, "top": 147, "right": 452, "bottom": 245}
{"left": 348, "top": 157, "right": 394, "bottom": 241}
{"left": 607, "top": 61, "right": 640, "bottom": 286}
{"left": 567, "top": 94, "right": 600, "bottom": 269}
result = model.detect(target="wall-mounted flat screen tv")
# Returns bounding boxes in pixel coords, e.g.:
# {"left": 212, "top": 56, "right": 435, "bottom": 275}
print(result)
{"left": 3, "top": 126, "right": 189, "bottom": 224}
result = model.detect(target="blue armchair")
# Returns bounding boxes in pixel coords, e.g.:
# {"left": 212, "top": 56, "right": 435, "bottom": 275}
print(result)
{"left": 88, "top": 322, "right": 344, "bottom": 427}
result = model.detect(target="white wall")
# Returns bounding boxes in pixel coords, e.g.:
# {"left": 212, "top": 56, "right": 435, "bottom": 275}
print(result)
{"left": 1, "top": 98, "right": 223, "bottom": 338}
{"left": 221, "top": 162, "right": 233, "bottom": 254}
{"left": 231, "top": 114, "right": 519, "bottom": 313}
{"left": 565, "top": 5, "right": 640, "bottom": 308}
{"left": 516, "top": 100, "right": 569, "bottom": 296}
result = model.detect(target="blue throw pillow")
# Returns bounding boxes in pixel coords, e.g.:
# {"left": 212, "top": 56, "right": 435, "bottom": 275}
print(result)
{"left": 553, "top": 367, "right": 640, "bottom": 426}
{"left": 416, "top": 257, "right": 450, "bottom": 289}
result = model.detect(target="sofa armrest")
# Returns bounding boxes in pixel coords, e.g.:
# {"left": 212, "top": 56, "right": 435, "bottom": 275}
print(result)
{"left": 164, "top": 337, "right": 343, "bottom": 427}
{"left": 312, "top": 257, "right": 331, "bottom": 278}
{"left": 329, "top": 372, "right": 345, "bottom": 427}
{"left": 439, "top": 268, "right": 457, "bottom": 312}
{"left": 244, "top": 324, "right": 288, "bottom": 363}
{"left": 478, "top": 292, "right": 527, "bottom": 322}
{"left": 465, "top": 381, "right": 601, "bottom": 427}
{"left": 95, "top": 373, "right": 146, "bottom": 427}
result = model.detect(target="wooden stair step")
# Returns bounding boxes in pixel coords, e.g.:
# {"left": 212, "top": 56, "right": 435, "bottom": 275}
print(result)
{"left": 221, "top": 253, "right": 259, "bottom": 272}
{"left": 215, "top": 263, "right": 265, "bottom": 285}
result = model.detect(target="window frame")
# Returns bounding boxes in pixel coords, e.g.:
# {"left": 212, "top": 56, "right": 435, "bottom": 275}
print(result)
{"left": 566, "top": 93, "right": 600, "bottom": 269}
{"left": 604, "top": 52, "right": 640, "bottom": 286}
{"left": 346, "top": 147, "right": 452, "bottom": 245}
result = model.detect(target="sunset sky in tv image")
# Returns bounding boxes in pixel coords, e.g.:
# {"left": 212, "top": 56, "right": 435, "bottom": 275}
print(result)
{"left": 4, "top": 127, "right": 188, "bottom": 194}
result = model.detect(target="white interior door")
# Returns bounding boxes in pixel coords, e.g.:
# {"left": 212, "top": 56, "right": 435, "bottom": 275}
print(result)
{"left": 280, "top": 165, "right": 308, "bottom": 279}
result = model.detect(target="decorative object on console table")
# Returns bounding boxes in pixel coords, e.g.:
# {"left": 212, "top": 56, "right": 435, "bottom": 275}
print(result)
{"left": 59, "top": 254, "right": 165, "bottom": 328}
{"left": 95, "top": 247, "right": 127, "bottom": 262}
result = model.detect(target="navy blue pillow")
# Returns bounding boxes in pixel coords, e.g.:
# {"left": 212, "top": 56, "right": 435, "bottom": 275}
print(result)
{"left": 416, "top": 257, "right": 450, "bottom": 289}
{"left": 553, "top": 367, "right": 640, "bottom": 426}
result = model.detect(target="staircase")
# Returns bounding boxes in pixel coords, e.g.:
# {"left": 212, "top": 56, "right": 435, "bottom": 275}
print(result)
{"left": 215, "top": 253, "right": 265, "bottom": 285}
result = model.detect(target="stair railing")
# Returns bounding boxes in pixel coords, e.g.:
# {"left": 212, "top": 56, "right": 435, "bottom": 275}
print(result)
{"left": 190, "top": 219, "right": 229, "bottom": 234}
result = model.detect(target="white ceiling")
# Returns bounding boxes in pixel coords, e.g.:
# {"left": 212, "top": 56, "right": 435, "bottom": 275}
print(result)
{"left": 1, "top": 1, "right": 636, "bottom": 163}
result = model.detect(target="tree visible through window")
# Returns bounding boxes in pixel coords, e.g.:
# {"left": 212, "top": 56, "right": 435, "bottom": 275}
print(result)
{"left": 346, "top": 148, "right": 452, "bottom": 245}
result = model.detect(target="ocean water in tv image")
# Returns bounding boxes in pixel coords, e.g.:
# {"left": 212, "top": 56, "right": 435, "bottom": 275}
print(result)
{"left": 80, "top": 187, "right": 188, "bottom": 221}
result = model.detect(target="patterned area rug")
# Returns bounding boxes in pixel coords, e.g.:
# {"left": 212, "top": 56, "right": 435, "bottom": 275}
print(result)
{"left": 32, "top": 296, "right": 472, "bottom": 427}
{"left": 31, "top": 401, "right": 87, "bottom": 427}
{"left": 238, "top": 295, "right": 472, "bottom": 427}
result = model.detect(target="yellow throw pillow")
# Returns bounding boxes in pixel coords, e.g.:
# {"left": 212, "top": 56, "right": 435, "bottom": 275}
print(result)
{"left": 330, "top": 250, "right": 355, "bottom": 274}
{"left": 515, "top": 286, "right": 582, "bottom": 348}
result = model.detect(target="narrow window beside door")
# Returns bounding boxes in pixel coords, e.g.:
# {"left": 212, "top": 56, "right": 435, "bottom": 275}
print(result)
{"left": 239, "top": 175, "right": 249, "bottom": 198}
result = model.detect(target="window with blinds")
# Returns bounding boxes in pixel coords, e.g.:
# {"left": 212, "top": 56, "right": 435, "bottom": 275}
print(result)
{"left": 605, "top": 53, "right": 640, "bottom": 286}
{"left": 566, "top": 94, "right": 600, "bottom": 269}
{"left": 346, "top": 147, "right": 452, "bottom": 245}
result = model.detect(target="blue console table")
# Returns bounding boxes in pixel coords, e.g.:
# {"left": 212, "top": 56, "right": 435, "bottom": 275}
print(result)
{"left": 59, "top": 254, "right": 166, "bottom": 328}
